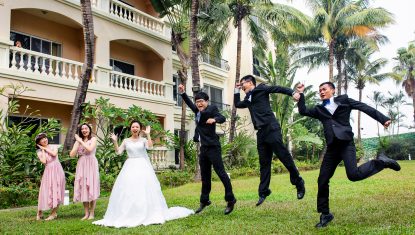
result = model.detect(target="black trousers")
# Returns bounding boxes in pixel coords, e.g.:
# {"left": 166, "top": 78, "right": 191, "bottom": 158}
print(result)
{"left": 256, "top": 123, "right": 301, "bottom": 197}
{"left": 199, "top": 145, "right": 235, "bottom": 203}
{"left": 317, "top": 138, "right": 385, "bottom": 214}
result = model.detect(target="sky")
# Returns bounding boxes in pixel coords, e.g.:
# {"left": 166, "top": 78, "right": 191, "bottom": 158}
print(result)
{"left": 273, "top": 0, "right": 415, "bottom": 138}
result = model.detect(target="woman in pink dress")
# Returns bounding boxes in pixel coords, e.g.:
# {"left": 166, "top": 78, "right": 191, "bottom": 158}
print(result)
{"left": 70, "top": 123, "right": 100, "bottom": 220}
{"left": 35, "top": 133, "right": 66, "bottom": 221}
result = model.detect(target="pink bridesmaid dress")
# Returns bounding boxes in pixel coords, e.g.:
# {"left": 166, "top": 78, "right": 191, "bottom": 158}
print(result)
{"left": 73, "top": 138, "right": 100, "bottom": 202}
{"left": 37, "top": 147, "right": 66, "bottom": 211}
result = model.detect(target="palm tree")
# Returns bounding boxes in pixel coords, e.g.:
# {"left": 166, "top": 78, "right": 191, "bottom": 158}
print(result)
{"left": 199, "top": 0, "right": 311, "bottom": 143}
{"left": 368, "top": 91, "right": 385, "bottom": 138}
{"left": 392, "top": 43, "right": 415, "bottom": 122}
{"left": 254, "top": 46, "right": 299, "bottom": 144}
{"left": 151, "top": 0, "right": 192, "bottom": 170}
{"left": 384, "top": 91, "right": 408, "bottom": 135}
{"left": 298, "top": 0, "right": 393, "bottom": 93}
{"left": 63, "top": 0, "right": 95, "bottom": 152}
{"left": 345, "top": 40, "right": 389, "bottom": 144}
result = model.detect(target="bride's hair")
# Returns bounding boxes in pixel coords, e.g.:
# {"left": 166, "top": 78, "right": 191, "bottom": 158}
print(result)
{"left": 129, "top": 120, "right": 142, "bottom": 129}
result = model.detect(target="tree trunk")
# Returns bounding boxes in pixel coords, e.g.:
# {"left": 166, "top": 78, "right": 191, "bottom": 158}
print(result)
{"left": 178, "top": 70, "right": 187, "bottom": 171}
{"left": 328, "top": 39, "right": 335, "bottom": 83}
{"left": 411, "top": 74, "right": 415, "bottom": 122}
{"left": 343, "top": 61, "right": 348, "bottom": 94}
{"left": 336, "top": 54, "right": 344, "bottom": 95}
{"left": 63, "top": 0, "right": 94, "bottom": 152}
{"left": 357, "top": 87, "right": 363, "bottom": 144}
{"left": 171, "top": 30, "right": 190, "bottom": 171}
{"left": 190, "top": 0, "right": 201, "bottom": 181}
{"left": 228, "top": 18, "right": 242, "bottom": 143}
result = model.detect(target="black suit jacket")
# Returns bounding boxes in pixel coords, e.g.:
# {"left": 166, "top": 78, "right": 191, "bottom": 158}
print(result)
{"left": 234, "top": 83, "right": 294, "bottom": 129}
{"left": 297, "top": 93, "right": 390, "bottom": 145}
{"left": 181, "top": 93, "right": 225, "bottom": 146}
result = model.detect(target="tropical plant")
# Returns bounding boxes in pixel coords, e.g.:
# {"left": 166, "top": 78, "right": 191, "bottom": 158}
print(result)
{"left": 64, "top": 0, "right": 95, "bottom": 152}
{"left": 345, "top": 39, "right": 389, "bottom": 143}
{"left": 151, "top": 0, "right": 197, "bottom": 172}
{"left": 198, "top": 0, "right": 311, "bottom": 143}
{"left": 294, "top": 0, "right": 393, "bottom": 94}
{"left": 368, "top": 91, "right": 385, "bottom": 138}
{"left": 392, "top": 43, "right": 415, "bottom": 122}
{"left": 0, "top": 84, "right": 61, "bottom": 187}
{"left": 382, "top": 91, "right": 409, "bottom": 136}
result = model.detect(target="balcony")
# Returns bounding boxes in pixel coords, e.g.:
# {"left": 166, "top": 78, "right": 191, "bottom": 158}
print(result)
{"left": 200, "top": 53, "right": 230, "bottom": 71}
{"left": 3, "top": 45, "right": 173, "bottom": 102}
{"left": 88, "top": 0, "right": 169, "bottom": 38}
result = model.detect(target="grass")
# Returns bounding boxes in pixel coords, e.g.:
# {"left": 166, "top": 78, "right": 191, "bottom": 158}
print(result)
{"left": 1, "top": 161, "right": 414, "bottom": 234}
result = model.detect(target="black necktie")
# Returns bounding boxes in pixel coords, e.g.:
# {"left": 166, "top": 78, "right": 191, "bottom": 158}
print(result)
{"left": 244, "top": 90, "right": 253, "bottom": 101}
{"left": 322, "top": 99, "right": 330, "bottom": 106}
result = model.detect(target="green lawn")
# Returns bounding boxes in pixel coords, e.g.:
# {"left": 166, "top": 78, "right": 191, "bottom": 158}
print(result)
{"left": 1, "top": 162, "right": 414, "bottom": 234}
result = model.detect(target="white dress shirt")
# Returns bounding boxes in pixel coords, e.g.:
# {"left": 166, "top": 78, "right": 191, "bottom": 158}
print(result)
{"left": 324, "top": 97, "right": 338, "bottom": 115}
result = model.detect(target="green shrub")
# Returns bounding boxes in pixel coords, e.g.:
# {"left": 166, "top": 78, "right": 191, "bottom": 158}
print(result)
{"left": 0, "top": 84, "right": 61, "bottom": 188}
{"left": 0, "top": 186, "right": 38, "bottom": 209}
{"left": 157, "top": 170, "right": 192, "bottom": 188}
{"left": 378, "top": 137, "right": 415, "bottom": 160}
{"left": 100, "top": 172, "right": 116, "bottom": 192}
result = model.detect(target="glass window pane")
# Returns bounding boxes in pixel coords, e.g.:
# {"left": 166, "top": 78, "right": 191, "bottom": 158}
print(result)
{"left": 31, "top": 37, "right": 41, "bottom": 52}
{"left": 111, "top": 59, "right": 135, "bottom": 75}
{"left": 41, "top": 41, "right": 51, "bottom": 55}
{"left": 10, "top": 32, "right": 30, "bottom": 49}
{"left": 52, "top": 43, "right": 62, "bottom": 57}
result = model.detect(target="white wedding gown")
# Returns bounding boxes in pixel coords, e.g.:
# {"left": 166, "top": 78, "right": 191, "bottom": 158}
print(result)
{"left": 93, "top": 138, "right": 194, "bottom": 228}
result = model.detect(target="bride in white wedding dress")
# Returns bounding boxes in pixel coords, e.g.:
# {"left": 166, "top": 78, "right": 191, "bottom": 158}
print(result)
{"left": 93, "top": 121, "right": 193, "bottom": 228}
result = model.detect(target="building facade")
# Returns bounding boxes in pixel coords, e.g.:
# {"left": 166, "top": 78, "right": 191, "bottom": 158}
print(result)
{"left": 0, "top": 0, "right": 259, "bottom": 168}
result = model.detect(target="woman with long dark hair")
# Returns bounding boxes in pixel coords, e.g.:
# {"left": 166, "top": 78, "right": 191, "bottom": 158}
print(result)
{"left": 35, "top": 133, "right": 65, "bottom": 221}
{"left": 70, "top": 123, "right": 100, "bottom": 220}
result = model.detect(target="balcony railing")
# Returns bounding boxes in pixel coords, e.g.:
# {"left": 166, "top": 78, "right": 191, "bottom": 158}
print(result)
{"left": 148, "top": 146, "right": 170, "bottom": 170}
{"left": 210, "top": 101, "right": 230, "bottom": 111}
{"left": 110, "top": 71, "right": 166, "bottom": 98}
{"left": 9, "top": 47, "right": 96, "bottom": 83}
{"left": 175, "top": 95, "right": 229, "bottom": 111}
{"left": 4, "top": 46, "right": 173, "bottom": 101}
{"left": 108, "top": 0, "right": 165, "bottom": 36}
{"left": 200, "top": 53, "right": 230, "bottom": 71}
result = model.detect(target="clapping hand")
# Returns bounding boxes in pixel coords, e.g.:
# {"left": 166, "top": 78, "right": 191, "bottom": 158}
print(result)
{"left": 37, "top": 144, "right": 45, "bottom": 151}
{"left": 144, "top": 126, "right": 151, "bottom": 135}
{"left": 74, "top": 134, "right": 82, "bottom": 142}
{"left": 110, "top": 133, "right": 118, "bottom": 143}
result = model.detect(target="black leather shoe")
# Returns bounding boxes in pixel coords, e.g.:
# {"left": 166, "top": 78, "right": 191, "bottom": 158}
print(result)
{"left": 377, "top": 153, "right": 401, "bottom": 171}
{"left": 224, "top": 199, "right": 237, "bottom": 215}
{"left": 315, "top": 213, "right": 334, "bottom": 228}
{"left": 195, "top": 201, "right": 211, "bottom": 214}
{"left": 296, "top": 177, "right": 305, "bottom": 200}
{"left": 256, "top": 197, "right": 266, "bottom": 206}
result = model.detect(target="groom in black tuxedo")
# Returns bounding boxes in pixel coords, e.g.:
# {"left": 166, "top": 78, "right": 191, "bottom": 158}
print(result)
{"left": 234, "top": 75, "right": 305, "bottom": 206}
{"left": 296, "top": 82, "right": 400, "bottom": 228}
{"left": 179, "top": 84, "right": 236, "bottom": 215}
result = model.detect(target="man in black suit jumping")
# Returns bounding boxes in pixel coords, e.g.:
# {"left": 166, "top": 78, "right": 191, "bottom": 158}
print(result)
{"left": 296, "top": 82, "right": 400, "bottom": 228}
{"left": 234, "top": 75, "right": 305, "bottom": 206}
{"left": 179, "top": 84, "right": 236, "bottom": 215}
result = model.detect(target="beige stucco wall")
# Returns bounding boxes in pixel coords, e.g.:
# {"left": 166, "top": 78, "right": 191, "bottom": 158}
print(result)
{"left": 10, "top": 10, "right": 84, "bottom": 62}
{"left": 110, "top": 41, "right": 163, "bottom": 81}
